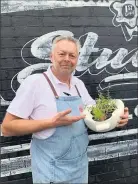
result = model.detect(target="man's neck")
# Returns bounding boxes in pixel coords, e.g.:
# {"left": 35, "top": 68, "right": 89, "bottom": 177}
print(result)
{"left": 51, "top": 66, "right": 71, "bottom": 87}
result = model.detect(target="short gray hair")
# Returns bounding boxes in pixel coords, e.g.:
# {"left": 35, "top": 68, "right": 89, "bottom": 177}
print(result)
{"left": 52, "top": 35, "right": 81, "bottom": 53}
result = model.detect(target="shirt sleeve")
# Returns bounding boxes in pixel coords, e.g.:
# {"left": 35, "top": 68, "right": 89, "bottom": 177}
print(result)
{"left": 7, "top": 75, "right": 38, "bottom": 119}
{"left": 79, "top": 80, "right": 96, "bottom": 106}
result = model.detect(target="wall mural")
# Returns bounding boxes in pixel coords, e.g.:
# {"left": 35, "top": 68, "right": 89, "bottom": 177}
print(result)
{"left": 0, "top": 0, "right": 138, "bottom": 182}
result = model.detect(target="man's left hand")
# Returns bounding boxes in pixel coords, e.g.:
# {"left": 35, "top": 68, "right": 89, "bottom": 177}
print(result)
{"left": 117, "top": 107, "right": 129, "bottom": 127}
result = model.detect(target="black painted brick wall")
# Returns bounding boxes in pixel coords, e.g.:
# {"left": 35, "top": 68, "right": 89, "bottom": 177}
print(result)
{"left": 0, "top": 4, "right": 138, "bottom": 184}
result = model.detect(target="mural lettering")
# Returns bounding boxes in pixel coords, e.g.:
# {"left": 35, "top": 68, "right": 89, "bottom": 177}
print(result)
{"left": 1, "top": 30, "right": 137, "bottom": 116}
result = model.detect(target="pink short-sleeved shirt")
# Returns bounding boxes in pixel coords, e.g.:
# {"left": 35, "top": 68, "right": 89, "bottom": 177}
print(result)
{"left": 7, "top": 67, "right": 95, "bottom": 139}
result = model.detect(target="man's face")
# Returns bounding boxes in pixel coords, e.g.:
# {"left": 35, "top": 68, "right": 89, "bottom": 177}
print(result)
{"left": 50, "top": 40, "right": 79, "bottom": 75}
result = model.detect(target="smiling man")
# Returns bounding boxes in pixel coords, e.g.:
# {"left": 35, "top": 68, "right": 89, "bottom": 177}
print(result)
{"left": 51, "top": 37, "right": 79, "bottom": 86}
{"left": 2, "top": 35, "right": 129, "bottom": 183}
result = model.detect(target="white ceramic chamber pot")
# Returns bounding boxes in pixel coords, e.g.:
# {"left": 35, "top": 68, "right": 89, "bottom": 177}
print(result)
{"left": 83, "top": 99, "right": 124, "bottom": 132}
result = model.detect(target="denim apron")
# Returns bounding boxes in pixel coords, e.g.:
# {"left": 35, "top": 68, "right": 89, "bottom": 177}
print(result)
{"left": 30, "top": 73, "right": 89, "bottom": 183}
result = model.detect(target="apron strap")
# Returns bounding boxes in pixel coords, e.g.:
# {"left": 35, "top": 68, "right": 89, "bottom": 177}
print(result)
{"left": 75, "top": 85, "right": 81, "bottom": 97}
{"left": 43, "top": 73, "right": 59, "bottom": 99}
{"left": 43, "top": 73, "right": 81, "bottom": 98}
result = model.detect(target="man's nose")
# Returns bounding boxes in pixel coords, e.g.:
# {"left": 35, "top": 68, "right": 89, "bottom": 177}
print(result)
{"left": 65, "top": 54, "right": 70, "bottom": 61}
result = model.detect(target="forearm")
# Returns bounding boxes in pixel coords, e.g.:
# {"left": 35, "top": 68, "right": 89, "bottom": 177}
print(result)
{"left": 2, "top": 118, "right": 53, "bottom": 137}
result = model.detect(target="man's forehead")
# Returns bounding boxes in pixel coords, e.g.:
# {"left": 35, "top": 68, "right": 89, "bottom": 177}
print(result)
{"left": 58, "top": 49, "right": 77, "bottom": 54}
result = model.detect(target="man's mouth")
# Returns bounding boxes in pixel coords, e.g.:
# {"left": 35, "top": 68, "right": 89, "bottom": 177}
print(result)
{"left": 61, "top": 65, "right": 71, "bottom": 68}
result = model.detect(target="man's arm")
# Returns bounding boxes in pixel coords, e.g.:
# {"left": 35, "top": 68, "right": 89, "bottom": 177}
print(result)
{"left": 1, "top": 112, "right": 52, "bottom": 136}
{"left": 1, "top": 110, "right": 86, "bottom": 137}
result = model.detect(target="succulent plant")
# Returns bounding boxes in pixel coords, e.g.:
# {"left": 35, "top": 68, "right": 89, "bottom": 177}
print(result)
{"left": 88, "top": 92, "right": 117, "bottom": 121}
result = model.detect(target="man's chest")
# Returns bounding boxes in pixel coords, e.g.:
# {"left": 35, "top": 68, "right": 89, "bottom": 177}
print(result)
{"left": 30, "top": 84, "right": 80, "bottom": 119}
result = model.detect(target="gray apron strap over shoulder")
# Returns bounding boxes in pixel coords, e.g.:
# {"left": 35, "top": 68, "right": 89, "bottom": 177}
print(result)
{"left": 43, "top": 73, "right": 81, "bottom": 98}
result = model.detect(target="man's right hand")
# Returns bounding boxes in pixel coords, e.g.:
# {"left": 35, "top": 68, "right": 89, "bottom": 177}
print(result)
{"left": 51, "top": 109, "right": 86, "bottom": 127}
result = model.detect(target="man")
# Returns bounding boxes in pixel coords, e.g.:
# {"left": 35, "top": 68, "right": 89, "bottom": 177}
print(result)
{"left": 2, "top": 36, "right": 129, "bottom": 183}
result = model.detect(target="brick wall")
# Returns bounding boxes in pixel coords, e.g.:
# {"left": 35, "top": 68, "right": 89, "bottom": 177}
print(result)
{"left": 0, "top": 1, "right": 138, "bottom": 184}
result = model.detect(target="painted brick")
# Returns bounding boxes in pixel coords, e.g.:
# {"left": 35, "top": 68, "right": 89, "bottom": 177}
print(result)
{"left": 0, "top": 1, "right": 138, "bottom": 184}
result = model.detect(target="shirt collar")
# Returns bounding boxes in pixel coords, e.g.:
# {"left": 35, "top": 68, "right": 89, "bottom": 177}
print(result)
{"left": 46, "top": 65, "right": 77, "bottom": 86}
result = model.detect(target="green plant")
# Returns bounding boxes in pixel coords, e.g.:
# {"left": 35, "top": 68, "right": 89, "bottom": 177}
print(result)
{"left": 89, "top": 93, "right": 117, "bottom": 121}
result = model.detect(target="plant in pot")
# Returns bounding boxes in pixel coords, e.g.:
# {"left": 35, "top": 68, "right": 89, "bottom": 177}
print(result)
{"left": 83, "top": 92, "right": 124, "bottom": 132}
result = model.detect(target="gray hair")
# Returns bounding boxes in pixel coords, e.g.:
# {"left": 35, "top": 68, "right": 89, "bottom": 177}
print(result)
{"left": 51, "top": 35, "right": 81, "bottom": 53}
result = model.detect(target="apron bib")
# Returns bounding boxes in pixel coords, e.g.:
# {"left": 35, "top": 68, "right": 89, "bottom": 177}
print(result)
{"left": 30, "top": 73, "right": 89, "bottom": 183}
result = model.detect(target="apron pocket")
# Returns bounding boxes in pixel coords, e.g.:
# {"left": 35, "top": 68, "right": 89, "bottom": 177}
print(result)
{"left": 54, "top": 150, "right": 88, "bottom": 183}
{"left": 56, "top": 131, "right": 89, "bottom": 161}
